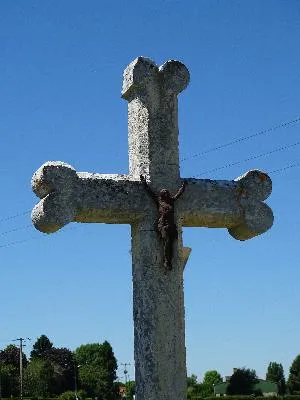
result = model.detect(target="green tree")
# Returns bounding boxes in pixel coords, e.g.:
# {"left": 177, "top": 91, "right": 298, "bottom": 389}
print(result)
{"left": 187, "top": 374, "right": 198, "bottom": 387}
{"left": 59, "top": 389, "right": 87, "bottom": 400}
{"left": 30, "top": 336, "right": 75, "bottom": 395}
{"left": 75, "top": 341, "right": 117, "bottom": 400}
{"left": 125, "top": 380, "right": 135, "bottom": 400}
{"left": 226, "top": 368, "right": 258, "bottom": 395}
{"left": 287, "top": 355, "right": 300, "bottom": 394}
{"left": 24, "top": 358, "right": 55, "bottom": 397}
{"left": 192, "top": 382, "right": 212, "bottom": 398}
{"left": 46, "top": 347, "right": 75, "bottom": 393}
{"left": 203, "top": 370, "right": 223, "bottom": 394}
{"left": 30, "top": 334, "right": 53, "bottom": 359}
{"left": 187, "top": 374, "right": 198, "bottom": 399}
{"left": 0, "top": 344, "right": 27, "bottom": 369}
{"left": 266, "top": 362, "right": 286, "bottom": 395}
{"left": 0, "top": 344, "right": 27, "bottom": 397}
{"left": 0, "top": 364, "right": 17, "bottom": 397}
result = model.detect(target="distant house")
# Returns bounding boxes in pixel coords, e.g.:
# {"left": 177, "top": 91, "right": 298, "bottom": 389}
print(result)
{"left": 214, "top": 379, "right": 278, "bottom": 397}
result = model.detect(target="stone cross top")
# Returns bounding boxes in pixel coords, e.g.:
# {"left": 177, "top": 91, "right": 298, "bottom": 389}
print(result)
{"left": 31, "top": 57, "right": 273, "bottom": 400}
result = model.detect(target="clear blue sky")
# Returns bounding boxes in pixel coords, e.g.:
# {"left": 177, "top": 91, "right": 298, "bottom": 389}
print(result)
{"left": 1, "top": 0, "right": 299, "bottom": 383}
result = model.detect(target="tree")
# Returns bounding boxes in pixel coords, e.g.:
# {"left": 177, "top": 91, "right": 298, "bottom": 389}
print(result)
{"left": 75, "top": 341, "right": 117, "bottom": 400}
{"left": 0, "top": 344, "right": 28, "bottom": 397}
{"left": 203, "top": 370, "right": 223, "bottom": 394}
{"left": 0, "top": 344, "right": 27, "bottom": 369}
{"left": 187, "top": 374, "right": 198, "bottom": 387}
{"left": 30, "top": 334, "right": 53, "bottom": 359}
{"left": 125, "top": 380, "right": 135, "bottom": 400}
{"left": 187, "top": 374, "right": 198, "bottom": 399}
{"left": 287, "top": 355, "right": 300, "bottom": 394}
{"left": 30, "top": 336, "right": 75, "bottom": 395}
{"left": 0, "top": 364, "right": 18, "bottom": 397}
{"left": 46, "top": 347, "right": 75, "bottom": 394}
{"left": 266, "top": 362, "right": 286, "bottom": 395}
{"left": 25, "top": 358, "right": 56, "bottom": 397}
{"left": 226, "top": 368, "right": 258, "bottom": 395}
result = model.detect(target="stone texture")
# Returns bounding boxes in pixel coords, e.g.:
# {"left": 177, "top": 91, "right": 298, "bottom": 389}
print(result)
{"left": 31, "top": 56, "right": 274, "bottom": 400}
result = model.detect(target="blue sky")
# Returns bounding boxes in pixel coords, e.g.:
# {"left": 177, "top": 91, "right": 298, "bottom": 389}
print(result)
{"left": 1, "top": 0, "right": 299, "bottom": 383}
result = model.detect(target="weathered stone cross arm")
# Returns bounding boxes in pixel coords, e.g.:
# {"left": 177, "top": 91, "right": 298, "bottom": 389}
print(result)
{"left": 180, "top": 169, "right": 273, "bottom": 241}
{"left": 31, "top": 161, "right": 149, "bottom": 233}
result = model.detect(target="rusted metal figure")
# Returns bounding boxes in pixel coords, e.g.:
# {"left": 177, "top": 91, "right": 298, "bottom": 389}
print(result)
{"left": 140, "top": 175, "right": 187, "bottom": 270}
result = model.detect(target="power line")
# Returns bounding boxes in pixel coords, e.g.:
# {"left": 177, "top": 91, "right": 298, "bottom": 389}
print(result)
{"left": 0, "top": 210, "right": 31, "bottom": 223}
{"left": 181, "top": 117, "right": 300, "bottom": 162}
{"left": 0, "top": 225, "right": 78, "bottom": 250}
{"left": 269, "top": 162, "right": 300, "bottom": 175}
{"left": 0, "top": 237, "right": 36, "bottom": 249}
{"left": 0, "top": 224, "right": 33, "bottom": 237}
{"left": 194, "top": 141, "right": 300, "bottom": 177}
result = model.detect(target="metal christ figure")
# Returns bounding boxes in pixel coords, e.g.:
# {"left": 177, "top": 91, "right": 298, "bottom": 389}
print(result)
{"left": 140, "top": 175, "right": 187, "bottom": 270}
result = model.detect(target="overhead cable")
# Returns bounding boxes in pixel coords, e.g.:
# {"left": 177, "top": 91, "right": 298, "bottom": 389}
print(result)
{"left": 181, "top": 117, "right": 300, "bottom": 162}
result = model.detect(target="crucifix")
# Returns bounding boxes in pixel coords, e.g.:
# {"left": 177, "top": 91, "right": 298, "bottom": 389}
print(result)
{"left": 31, "top": 57, "right": 273, "bottom": 400}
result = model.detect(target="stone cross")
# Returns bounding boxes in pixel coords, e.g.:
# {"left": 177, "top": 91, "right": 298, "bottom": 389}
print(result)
{"left": 31, "top": 57, "right": 273, "bottom": 400}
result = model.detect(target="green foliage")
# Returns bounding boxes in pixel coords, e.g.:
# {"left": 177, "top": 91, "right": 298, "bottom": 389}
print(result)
{"left": 284, "top": 395, "right": 300, "bottom": 400}
{"left": 195, "top": 397, "right": 300, "bottom": 400}
{"left": 46, "top": 347, "right": 75, "bottom": 394}
{"left": 29, "top": 335, "right": 75, "bottom": 395}
{"left": 203, "top": 370, "right": 223, "bottom": 387}
{"left": 24, "top": 358, "right": 55, "bottom": 397}
{"left": 59, "top": 391, "right": 78, "bottom": 400}
{"left": 0, "top": 363, "right": 19, "bottom": 397}
{"left": 0, "top": 344, "right": 28, "bottom": 369}
{"left": 288, "top": 355, "right": 300, "bottom": 394}
{"left": 187, "top": 374, "right": 198, "bottom": 387}
{"left": 125, "top": 380, "right": 135, "bottom": 399}
{"left": 226, "top": 368, "right": 258, "bottom": 395}
{"left": 187, "top": 374, "right": 199, "bottom": 399}
{"left": 75, "top": 341, "right": 117, "bottom": 400}
{"left": 187, "top": 371, "right": 223, "bottom": 398}
{"left": 30, "top": 335, "right": 53, "bottom": 359}
{"left": 0, "top": 344, "right": 28, "bottom": 397}
{"left": 59, "top": 389, "right": 87, "bottom": 400}
{"left": 190, "top": 383, "right": 212, "bottom": 398}
{"left": 266, "top": 361, "right": 286, "bottom": 395}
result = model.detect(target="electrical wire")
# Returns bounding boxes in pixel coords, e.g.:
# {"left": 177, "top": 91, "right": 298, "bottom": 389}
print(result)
{"left": 181, "top": 117, "right": 300, "bottom": 162}
{"left": 193, "top": 141, "right": 300, "bottom": 177}
{"left": 0, "top": 224, "right": 33, "bottom": 237}
{"left": 0, "top": 226, "right": 77, "bottom": 249}
{"left": 269, "top": 162, "right": 300, "bottom": 175}
{"left": 0, "top": 210, "right": 31, "bottom": 223}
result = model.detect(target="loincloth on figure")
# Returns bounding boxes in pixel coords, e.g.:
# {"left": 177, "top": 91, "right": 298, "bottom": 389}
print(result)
{"left": 157, "top": 222, "right": 178, "bottom": 240}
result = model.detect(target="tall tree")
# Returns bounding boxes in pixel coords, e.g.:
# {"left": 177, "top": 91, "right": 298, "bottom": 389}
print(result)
{"left": 266, "top": 362, "right": 286, "bottom": 395}
{"left": 200, "top": 370, "right": 223, "bottom": 396}
{"left": 0, "top": 364, "right": 18, "bottom": 398}
{"left": 24, "top": 359, "right": 55, "bottom": 397}
{"left": 203, "top": 370, "right": 223, "bottom": 387}
{"left": 75, "top": 341, "right": 117, "bottom": 400}
{"left": 187, "top": 374, "right": 197, "bottom": 387}
{"left": 287, "top": 355, "right": 300, "bottom": 394}
{"left": 30, "top": 334, "right": 53, "bottom": 359}
{"left": 0, "top": 344, "right": 28, "bottom": 397}
{"left": 46, "top": 347, "right": 75, "bottom": 393}
{"left": 226, "top": 368, "right": 258, "bottom": 395}
{"left": 0, "top": 344, "right": 27, "bottom": 369}
{"left": 187, "top": 374, "right": 198, "bottom": 399}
